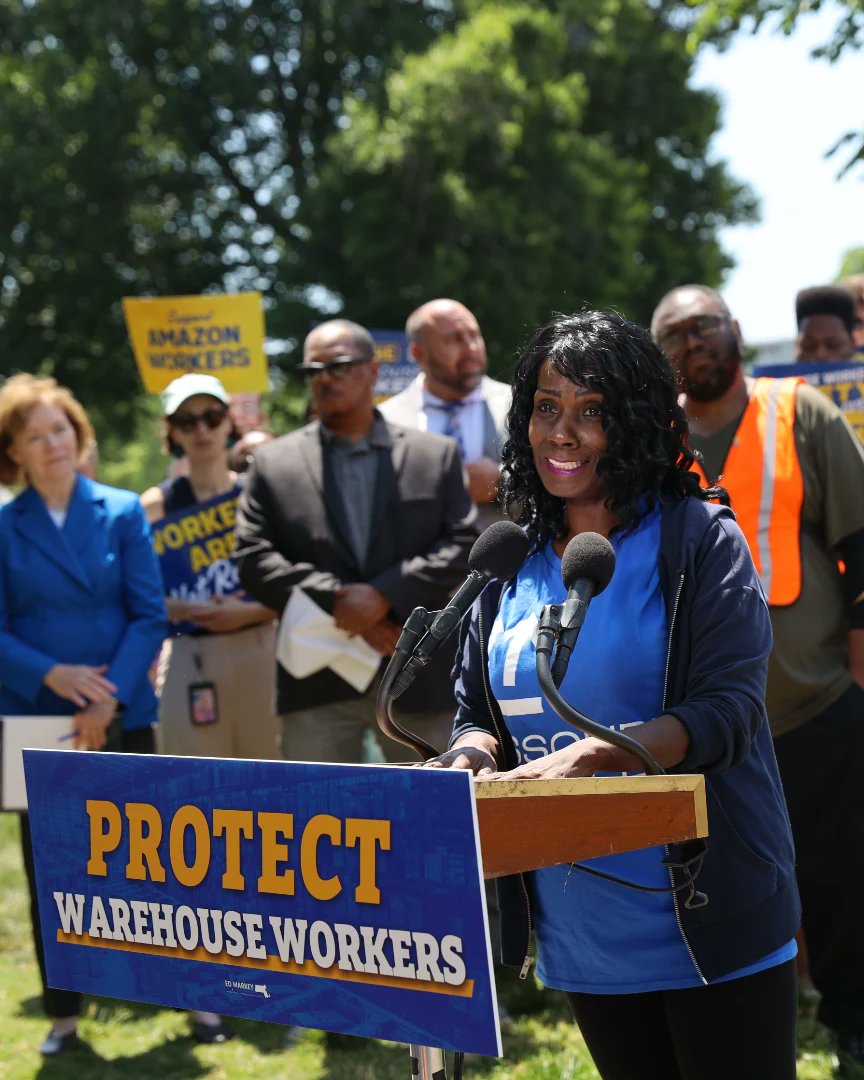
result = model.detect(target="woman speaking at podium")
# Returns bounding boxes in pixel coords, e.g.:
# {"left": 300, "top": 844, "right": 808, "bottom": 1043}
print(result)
{"left": 430, "top": 313, "right": 799, "bottom": 1079}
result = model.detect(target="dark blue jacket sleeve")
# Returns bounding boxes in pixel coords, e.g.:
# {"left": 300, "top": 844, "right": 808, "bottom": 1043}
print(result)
{"left": 667, "top": 512, "right": 773, "bottom": 774}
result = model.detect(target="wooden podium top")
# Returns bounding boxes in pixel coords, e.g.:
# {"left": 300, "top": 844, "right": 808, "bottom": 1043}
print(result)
{"left": 473, "top": 774, "right": 708, "bottom": 879}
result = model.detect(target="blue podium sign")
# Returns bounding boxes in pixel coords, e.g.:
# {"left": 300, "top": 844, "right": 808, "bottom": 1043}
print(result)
{"left": 23, "top": 753, "right": 501, "bottom": 1057}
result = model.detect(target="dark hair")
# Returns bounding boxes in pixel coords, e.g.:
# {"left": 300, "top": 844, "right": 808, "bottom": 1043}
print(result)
{"left": 501, "top": 310, "right": 725, "bottom": 549}
{"left": 795, "top": 285, "right": 855, "bottom": 333}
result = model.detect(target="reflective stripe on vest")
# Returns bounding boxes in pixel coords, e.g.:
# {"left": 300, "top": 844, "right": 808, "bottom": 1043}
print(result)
{"left": 690, "top": 377, "right": 804, "bottom": 605}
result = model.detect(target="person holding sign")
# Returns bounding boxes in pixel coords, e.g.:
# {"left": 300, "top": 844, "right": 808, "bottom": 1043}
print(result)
{"left": 0, "top": 374, "right": 167, "bottom": 1055}
{"left": 141, "top": 374, "right": 279, "bottom": 763}
{"left": 141, "top": 373, "right": 278, "bottom": 1044}
{"left": 430, "top": 313, "right": 800, "bottom": 1079}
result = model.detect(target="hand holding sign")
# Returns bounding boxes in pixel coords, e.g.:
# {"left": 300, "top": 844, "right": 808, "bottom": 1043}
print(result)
{"left": 186, "top": 593, "right": 261, "bottom": 633}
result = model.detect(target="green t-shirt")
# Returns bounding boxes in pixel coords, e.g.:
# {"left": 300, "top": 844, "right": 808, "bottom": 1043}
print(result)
{"left": 689, "top": 382, "right": 864, "bottom": 736}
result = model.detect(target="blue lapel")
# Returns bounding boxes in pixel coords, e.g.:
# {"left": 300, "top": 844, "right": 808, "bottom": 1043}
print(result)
{"left": 11, "top": 474, "right": 105, "bottom": 591}
{"left": 64, "top": 474, "right": 110, "bottom": 587}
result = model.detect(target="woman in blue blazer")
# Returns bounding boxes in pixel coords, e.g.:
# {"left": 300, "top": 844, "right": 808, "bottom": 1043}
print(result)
{"left": 0, "top": 374, "right": 167, "bottom": 1055}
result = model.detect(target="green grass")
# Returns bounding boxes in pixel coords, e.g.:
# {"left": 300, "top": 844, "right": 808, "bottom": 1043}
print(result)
{"left": 0, "top": 811, "right": 853, "bottom": 1078}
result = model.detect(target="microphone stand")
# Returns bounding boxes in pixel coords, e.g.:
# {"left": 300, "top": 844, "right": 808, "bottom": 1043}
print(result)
{"left": 375, "top": 606, "right": 442, "bottom": 762}
{"left": 375, "top": 607, "right": 460, "bottom": 1079}
{"left": 535, "top": 604, "right": 664, "bottom": 776}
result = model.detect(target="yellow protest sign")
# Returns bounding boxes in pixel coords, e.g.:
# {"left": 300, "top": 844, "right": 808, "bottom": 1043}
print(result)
{"left": 123, "top": 293, "right": 268, "bottom": 393}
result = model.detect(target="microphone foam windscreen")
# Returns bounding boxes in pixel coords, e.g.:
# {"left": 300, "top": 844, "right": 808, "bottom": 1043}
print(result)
{"left": 468, "top": 520, "right": 531, "bottom": 581}
{"left": 561, "top": 532, "right": 616, "bottom": 594}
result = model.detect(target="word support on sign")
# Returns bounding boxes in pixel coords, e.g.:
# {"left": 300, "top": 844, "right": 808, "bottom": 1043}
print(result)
{"left": 123, "top": 293, "right": 268, "bottom": 394}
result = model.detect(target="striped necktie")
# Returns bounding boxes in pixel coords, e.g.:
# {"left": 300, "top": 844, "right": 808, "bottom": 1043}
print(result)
{"left": 427, "top": 400, "right": 466, "bottom": 458}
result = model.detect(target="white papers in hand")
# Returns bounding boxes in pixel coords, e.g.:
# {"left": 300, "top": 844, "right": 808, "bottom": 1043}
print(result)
{"left": 276, "top": 588, "right": 381, "bottom": 693}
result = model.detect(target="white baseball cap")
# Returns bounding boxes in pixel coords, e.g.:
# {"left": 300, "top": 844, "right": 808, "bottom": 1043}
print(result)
{"left": 161, "top": 374, "right": 230, "bottom": 417}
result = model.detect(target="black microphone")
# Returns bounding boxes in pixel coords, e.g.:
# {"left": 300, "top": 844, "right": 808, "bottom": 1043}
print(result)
{"left": 550, "top": 532, "right": 615, "bottom": 687}
{"left": 389, "top": 520, "right": 530, "bottom": 697}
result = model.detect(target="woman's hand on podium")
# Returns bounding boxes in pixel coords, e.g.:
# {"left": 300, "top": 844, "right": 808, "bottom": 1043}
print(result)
{"left": 492, "top": 736, "right": 639, "bottom": 781}
{"left": 424, "top": 733, "right": 499, "bottom": 776}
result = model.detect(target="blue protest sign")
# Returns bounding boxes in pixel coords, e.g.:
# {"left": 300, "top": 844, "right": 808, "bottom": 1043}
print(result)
{"left": 754, "top": 359, "right": 864, "bottom": 443}
{"left": 151, "top": 491, "right": 247, "bottom": 634}
{"left": 23, "top": 752, "right": 501, "bottom": 1056}
{"left": 372, "top": 330, "right": 417, "bottom": 401}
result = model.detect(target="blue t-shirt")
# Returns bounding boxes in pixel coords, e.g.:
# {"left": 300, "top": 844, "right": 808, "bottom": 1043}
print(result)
{"left": 488, "top": 508, "right": 795, "bottom": 992}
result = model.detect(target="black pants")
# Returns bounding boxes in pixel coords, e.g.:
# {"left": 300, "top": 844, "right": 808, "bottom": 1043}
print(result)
{"left": 567, "top": 959, "right": 797, "bottom": 1080}
{"left": 774, "top": 681, "right": 864, "bottom": 1034}
{"left": 19, "top": 726, "right": 155, "bottom": 1019}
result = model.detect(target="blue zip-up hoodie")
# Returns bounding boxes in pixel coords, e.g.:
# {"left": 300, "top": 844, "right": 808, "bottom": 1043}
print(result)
{"left": 451, "top": 495, "right": 800, "bottom": 983}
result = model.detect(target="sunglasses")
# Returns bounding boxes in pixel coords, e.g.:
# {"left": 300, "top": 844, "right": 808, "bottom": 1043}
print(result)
{"left": 297, "top": 354, "right": 371, "bottom": 380}
{"left": 169, "top": 407, "right": 228, "bottom": 434}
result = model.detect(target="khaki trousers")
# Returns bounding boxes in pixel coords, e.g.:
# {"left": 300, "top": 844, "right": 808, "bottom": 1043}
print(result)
{"left": 156, "top": 622, "right": 279, "bottom": 759}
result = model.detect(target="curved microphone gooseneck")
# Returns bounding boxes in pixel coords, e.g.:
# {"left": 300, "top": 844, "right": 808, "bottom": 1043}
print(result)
{"left": 536, "top": 532, "right": 664, "bottom": 776}
{"left": 376, "top": 520, "right": 531, "bottom": 761}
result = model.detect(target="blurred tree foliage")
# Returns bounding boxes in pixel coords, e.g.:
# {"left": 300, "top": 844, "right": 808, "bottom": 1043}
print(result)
{"left": 306, "top": 0, "right": 757, "bottom": 372}
{"left": 0, "top": 0, "right": 460, "bottom": 437}
{"left": 685, "top": 0, "right": 863, "bottom": 175}
{"left": 838, "top": 246, "right": 864, "bottom": 278}
{"left": 1, "top": 0, "right": 754, "bottom": 432}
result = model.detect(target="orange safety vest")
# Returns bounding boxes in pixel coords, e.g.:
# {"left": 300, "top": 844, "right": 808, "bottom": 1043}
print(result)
{"left": 690, "top": 377, "right": 804, "bottom": 606}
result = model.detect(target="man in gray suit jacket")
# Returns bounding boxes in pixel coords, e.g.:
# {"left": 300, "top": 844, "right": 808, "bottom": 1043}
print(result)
{"left": 235, "top": 318, "right": 478, "bottom": 764}
{"left": 379, "top": 300, "right": 511, "bottom": 529}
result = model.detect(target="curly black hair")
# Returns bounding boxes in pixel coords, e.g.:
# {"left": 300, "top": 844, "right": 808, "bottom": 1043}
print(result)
{"left": 501, "top": 310, "right": 725, "bottom": 549}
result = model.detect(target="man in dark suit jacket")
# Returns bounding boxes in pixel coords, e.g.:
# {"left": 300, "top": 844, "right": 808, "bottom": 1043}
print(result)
{"left": 235, "top": 318, "right": 478, "bottom": 764}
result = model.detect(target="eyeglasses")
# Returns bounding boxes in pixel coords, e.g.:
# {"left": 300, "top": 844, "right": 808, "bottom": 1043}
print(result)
{"left": 297, "top": 355, "right": 371, "bottom": 380}
{"left": 656, "top": 314, "right": 730, "bottom": 355}
{"left": 169, "top": 407, "right": 228, "bottom": 433}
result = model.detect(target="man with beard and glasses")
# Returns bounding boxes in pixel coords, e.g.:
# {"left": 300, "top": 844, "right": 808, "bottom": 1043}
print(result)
{"left": 651, "top": 283, "right": 864, "bottom": 1064}
{"left": 380, "top": 299, "right": 511, "bottom": 528}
